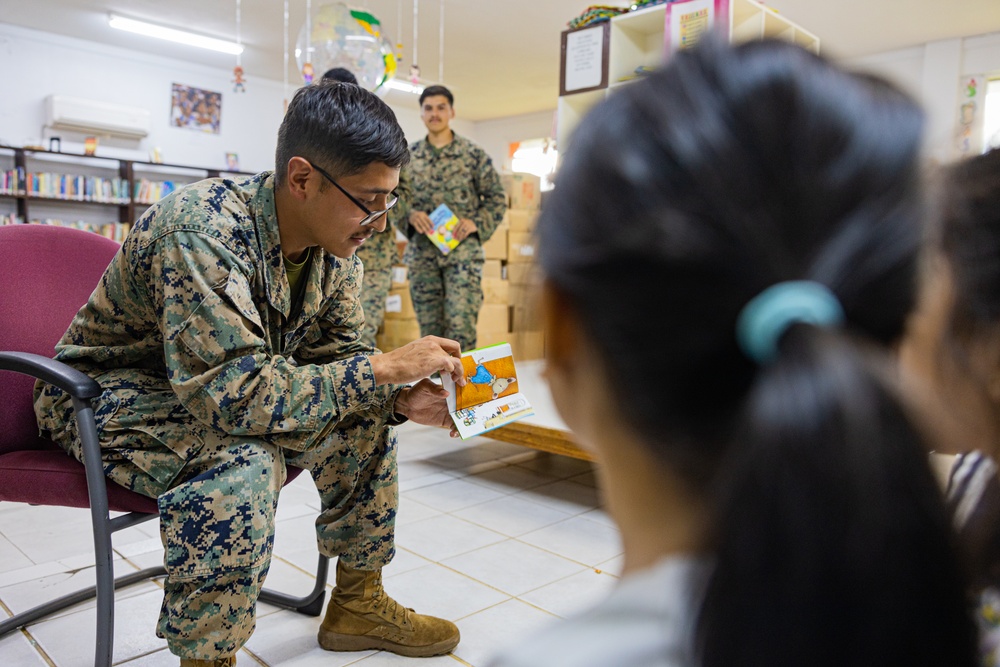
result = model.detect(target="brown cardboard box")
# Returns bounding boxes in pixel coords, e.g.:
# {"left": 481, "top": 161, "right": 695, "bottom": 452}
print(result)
{"left": 505, "top": 262, "right": 537, "bottom": 285}
{"left": 483, "top": 227, "right": 508, "bottom": 260}
{"left": 477, "top": 303, "right": 510, "bottom": 333}
{"left": 481, "top": 277, "right": 510, "bottom": 304}
{"left": 475, "top": 327, "right": 509, "bottom": 349}
{"left": 483, "top": 259, "right": 503, "bottom": 279}
{"left": 381, "top": 317, "right": 421, "bottom": 345}
{"left": 510, "top": 331, "right": 545, "bottom": 361}
{"left": 390, "top": 265, "right": 409, "bottom": 287}
{"left": 501, "top": 173, "right": 541, "bottom": 210}
{"left": 508, "top": 283, "right": 538, "bottom": 309}
{"left": 507, "top": 231, "right": 536, "bottom": 263}
{"left": 506, "top": 209, "right": 537, "bottom": 233}
{"left": 510, "top": 303, "right": 542, "bottom": 331}
{"left": 384, "top": 289, "right": 416, "bottom": 319}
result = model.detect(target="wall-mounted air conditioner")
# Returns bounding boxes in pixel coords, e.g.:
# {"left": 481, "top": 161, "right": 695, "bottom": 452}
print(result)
{"left": 45, "top": 95, "right": 151, "bottom": 139}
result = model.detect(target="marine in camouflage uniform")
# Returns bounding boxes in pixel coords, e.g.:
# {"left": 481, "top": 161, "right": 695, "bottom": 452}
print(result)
{"left": 33, "top": 83, "right": 462, "bottom": 664}
{"left": 397, "top": 86, "right": 507, "bottom": 351}
{"left": 354, "top": 218, "right": 398, "bottom": 348}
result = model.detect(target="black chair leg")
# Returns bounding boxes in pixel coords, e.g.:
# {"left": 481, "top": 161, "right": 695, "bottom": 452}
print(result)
{"left": 258, "top": 554, "right": 330, "bottom": 617}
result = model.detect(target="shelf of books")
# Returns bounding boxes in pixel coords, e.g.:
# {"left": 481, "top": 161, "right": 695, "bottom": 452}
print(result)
{"left": 557, "top": 0, "right": 819, "bottom": 154}
{"left": 0, "top": 145, "right": 254, "bottom": 242}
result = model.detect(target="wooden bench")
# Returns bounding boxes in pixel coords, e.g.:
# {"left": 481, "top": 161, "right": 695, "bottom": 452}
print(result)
{"left": 480, "top": 359, "right": 592, "bottom": 461}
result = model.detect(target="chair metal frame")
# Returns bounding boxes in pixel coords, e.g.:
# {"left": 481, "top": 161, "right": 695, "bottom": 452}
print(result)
{"left": 0, "top": 351, "right": 330, "bottom": 667}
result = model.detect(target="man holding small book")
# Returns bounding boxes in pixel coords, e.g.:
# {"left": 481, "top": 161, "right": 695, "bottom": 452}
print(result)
{"left": 35, "top": 82, "right": 465, "bottom": 666}
{"left": 397, "top": 85, "right": 507, "bottom": 351}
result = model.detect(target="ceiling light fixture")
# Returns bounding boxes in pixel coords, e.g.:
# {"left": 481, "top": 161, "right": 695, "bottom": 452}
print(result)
{"left": 108, "top": 14, "right": 244, "bottom": 55}
{"left": 384, "top": 78, "right": 425, "bottom": 95}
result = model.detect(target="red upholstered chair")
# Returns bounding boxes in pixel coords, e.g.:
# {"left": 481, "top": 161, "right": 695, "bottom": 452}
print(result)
{"left": 0, "top": 223, "right": 328, "bottom": 667}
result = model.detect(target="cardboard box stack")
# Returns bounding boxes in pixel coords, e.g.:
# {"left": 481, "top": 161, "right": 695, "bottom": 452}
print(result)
{"left": 482, "top": 172, "right": 546, "bottom": 362}
{"left": 376, "top": 265, "right": 421, "bottom": 352}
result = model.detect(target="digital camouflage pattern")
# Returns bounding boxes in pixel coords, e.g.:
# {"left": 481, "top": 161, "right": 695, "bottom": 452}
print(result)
{"left": 34, "top": 173, "right": 404, "bottom": 659}
{"left": 355, "top": 218, "right": 397, "bottom": 348}
{"left": 396, "top": 133, "right": 507, "bottom": 350}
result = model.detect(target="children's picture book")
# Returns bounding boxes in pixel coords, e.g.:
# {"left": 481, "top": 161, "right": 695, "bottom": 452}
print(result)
{"left": 440, "top": 342, "right": 535, "bottom": 439}
{"left": 427, "top": 203, "right": 462, "bottom": 255}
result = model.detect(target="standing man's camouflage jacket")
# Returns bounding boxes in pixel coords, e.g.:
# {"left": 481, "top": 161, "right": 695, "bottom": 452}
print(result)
{"left": 396, "top": 133, "right": 507, "bottom": 244}
{"left": 34, "top": 172, "right": 402, "bottom": 487}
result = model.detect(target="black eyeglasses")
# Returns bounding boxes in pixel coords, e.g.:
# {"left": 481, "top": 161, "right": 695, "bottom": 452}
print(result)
{"left": 307, "top": 159, "right": 399, "bottom": 226}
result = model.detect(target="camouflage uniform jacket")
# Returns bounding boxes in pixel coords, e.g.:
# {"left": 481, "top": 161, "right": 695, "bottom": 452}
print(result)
{"left": 35, "top": 172, "right": 402, "bottom": 481}
{"left": 397, "top": 132, "right": 507, "bottom": 244}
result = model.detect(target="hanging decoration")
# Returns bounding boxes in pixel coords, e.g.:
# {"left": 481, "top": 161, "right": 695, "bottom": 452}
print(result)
{"left": 437, "top": 0, "right": 444, "bottom": 83}
{"left": 302, "top": 0, "right": 315, "bottom": 84}
{"left": 295, "top": 3, "right": 397, "bottom": 93}
{"left": 395, "top": 0, "right": 404, "bottom": 63}
{"left": 232, "top": 0, "right": 246, "bottom": 92}
{"left": 283, "top": 0, "right": 290, "bottom": 109}
{"left": 409, "top": 0, "right": 420, "bottom": 84}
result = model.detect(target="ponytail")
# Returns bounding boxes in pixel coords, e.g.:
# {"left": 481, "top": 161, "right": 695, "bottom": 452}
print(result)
{"left": 696, "top": 327, "right": 977, "bottom": 666}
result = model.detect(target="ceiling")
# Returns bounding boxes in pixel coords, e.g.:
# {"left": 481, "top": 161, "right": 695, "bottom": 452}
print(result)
{"left": 2, "top": 0, "right": 1000, "bottom": 121}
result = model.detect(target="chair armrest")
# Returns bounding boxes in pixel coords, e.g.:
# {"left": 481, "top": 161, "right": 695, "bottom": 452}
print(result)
{"left": 0, "top": 351, "right": 102, "bottom": 400}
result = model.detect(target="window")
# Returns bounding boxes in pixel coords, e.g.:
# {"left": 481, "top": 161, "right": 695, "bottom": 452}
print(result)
{"left": 510, "top": 138, "right": 557, "bottom": 191}
{"left": 985, "top": 78, "right": 1000, "bottom": 151}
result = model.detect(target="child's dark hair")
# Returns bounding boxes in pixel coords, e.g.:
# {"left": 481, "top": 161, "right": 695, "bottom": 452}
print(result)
{"left": 538, "top": 38, "right": 977, "bottom": 666}
{"left": 937, "top": 148, "right": 1000, "bottom": 591}
{"left": 939, "top": 148, "right": 1000, "bottom": 350}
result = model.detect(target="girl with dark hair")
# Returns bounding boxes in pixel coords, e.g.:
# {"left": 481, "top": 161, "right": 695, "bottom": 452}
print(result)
{"left": 902, "top": 146, "right": 1000, "bottom": 664}
{"left": 490, "top": 39, "right": 978, "bottom": 667}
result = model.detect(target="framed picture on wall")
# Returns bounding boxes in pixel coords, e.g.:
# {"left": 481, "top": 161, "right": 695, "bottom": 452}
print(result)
{"left": 170, "top": 83, "right": 222, "bottom": 134}
{"left": 559, "top": 22, "right": 610, "bottom": 96}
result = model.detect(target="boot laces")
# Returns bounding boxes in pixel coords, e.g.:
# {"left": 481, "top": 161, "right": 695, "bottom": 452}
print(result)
{"left": 369, "top": 573, "right": 410, "bottom": 625}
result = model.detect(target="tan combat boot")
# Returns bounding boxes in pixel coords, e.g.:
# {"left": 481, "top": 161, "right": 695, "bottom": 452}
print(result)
{"left": 318, "top": 560, "right": 460, "bottom": 657}
{"left": 179, "top": 658, "right": 235, "bottom": 666}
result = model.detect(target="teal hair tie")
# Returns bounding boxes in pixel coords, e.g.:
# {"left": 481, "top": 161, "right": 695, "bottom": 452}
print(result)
{"left": 736, "top": 281, "right": 844, "bottom": 364}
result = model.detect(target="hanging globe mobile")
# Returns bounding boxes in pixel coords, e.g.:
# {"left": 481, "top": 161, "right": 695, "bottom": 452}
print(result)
{"left": 295, "top": 3, "right": 396, "bottom": 93}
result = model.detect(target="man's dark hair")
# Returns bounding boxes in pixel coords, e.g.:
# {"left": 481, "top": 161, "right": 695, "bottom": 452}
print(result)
{"left": 275, "top": 81, "right": 409, "bottom": 185}
{"left": 322, "top": 67, "right": 358, "bottom": 85}
{"left": 419, "top": 85, "right": 453, "bottom": 107}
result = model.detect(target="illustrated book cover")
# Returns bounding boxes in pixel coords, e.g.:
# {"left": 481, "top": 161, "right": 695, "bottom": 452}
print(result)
{"left": 440, "top": 342, "right": 534, "bottom": 439}
{"left": 427, "top": 203, "right": 461, "bottom": 255}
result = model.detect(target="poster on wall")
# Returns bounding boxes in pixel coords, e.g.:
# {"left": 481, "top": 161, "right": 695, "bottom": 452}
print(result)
{"left": 170, "top": 83, "right": 222, "bottom": 134}
{"left": 665, "top": 0, "right": 730, "bottom": 54}
{"left": 955, "top": 74, "right": 986, "bottom": 158}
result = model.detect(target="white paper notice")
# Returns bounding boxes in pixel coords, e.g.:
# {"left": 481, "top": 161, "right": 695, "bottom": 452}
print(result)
{"left": 565, "top": 26, "right": 605, "bottom": 92}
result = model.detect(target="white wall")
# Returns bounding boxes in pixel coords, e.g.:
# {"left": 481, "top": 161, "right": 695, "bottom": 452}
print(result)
{"left": 845, "top": 31, "right": 1000, "bottom": 163}
{"left": 11, "top": 20, "right": 994, "bottom": 177}
{"left": 474, "top": 110, "right": 556, "bottom": 174}
{"left": 0, "top": 22, "right": 474, "bottom": 171}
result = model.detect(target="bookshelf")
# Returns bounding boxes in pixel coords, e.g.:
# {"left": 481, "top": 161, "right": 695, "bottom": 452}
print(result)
{"left": 557, "top": 0, "right": 820, "bottom": 154}
{"left": 0, "top": 145, "right": 255, "bottom": 240}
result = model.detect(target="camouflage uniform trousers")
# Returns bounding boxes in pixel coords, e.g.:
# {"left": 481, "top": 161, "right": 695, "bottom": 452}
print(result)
{"left": 355, "top": 227, "right": 396, "bottom": 348}
{"left": 404, "top": 233, "right": 484, "bottom": 351}
{"left": 93, "top": 406, "right": 399, "bottom": 660}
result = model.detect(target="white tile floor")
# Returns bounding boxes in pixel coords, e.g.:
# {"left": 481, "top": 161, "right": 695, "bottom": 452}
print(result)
{"left": 0, "top": 422, "right": 621, "bottom": 666}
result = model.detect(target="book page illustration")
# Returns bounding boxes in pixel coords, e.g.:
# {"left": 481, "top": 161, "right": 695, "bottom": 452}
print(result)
{"left": 456, "top": 354, "right": 519, "bottom": 410}
{"left": 441, "top": 342, "right": 534, "bottom": 439}
{"left": 454, "top": 394, "right": 533, "bottom": 435}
